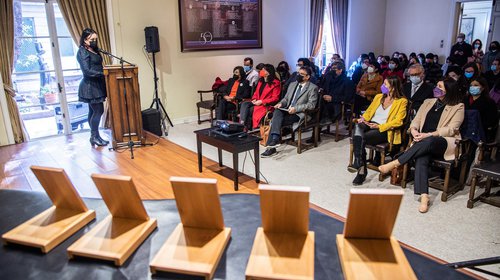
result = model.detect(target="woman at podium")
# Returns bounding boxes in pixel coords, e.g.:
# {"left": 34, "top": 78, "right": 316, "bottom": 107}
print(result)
{"left": 77, "top": 28, "right": 109, "bottom": 147}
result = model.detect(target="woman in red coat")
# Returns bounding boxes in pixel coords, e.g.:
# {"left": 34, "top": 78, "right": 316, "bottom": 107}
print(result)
{"left": 240, "top": 64, "right": 281, "bottom": 129}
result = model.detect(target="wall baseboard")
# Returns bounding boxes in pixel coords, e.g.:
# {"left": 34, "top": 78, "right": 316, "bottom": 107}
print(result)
{"left": 171, "top": 113, "right": 211, "bottom": 126}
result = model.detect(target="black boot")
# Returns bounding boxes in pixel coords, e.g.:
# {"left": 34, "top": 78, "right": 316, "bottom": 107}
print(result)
{"left": 351, "top": 136, "right": 364, "bottom": 170}
{"left": 352, "top": 164, "right": 367, "bottom": 185}
{"left": 96, "top": 130, "right": 109, "bottom": 145}
{"left": 90, "top": 131, "right": 105, "bottom": 147}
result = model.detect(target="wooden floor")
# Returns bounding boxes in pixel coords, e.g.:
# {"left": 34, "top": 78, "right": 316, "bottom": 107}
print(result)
{"left": 0, "top": 132, "right": 259, "bottom": 199}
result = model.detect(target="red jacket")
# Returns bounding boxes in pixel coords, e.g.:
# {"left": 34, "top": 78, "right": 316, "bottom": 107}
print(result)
{"left": 251, "top": 79, "right": 281, "bottom": 128}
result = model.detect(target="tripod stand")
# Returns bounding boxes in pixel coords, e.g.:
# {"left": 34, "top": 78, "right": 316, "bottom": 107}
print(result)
{"left": 100, "top": 49, "right": 152, "bottom": 159}
{"left": 149, "top": 51, "right": 173, "bottom": 133}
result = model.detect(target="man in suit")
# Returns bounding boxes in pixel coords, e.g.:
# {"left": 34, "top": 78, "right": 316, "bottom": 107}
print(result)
{"left": 261, "top": 66, "right": 319, "bottom": 157}
{"left": 403, "top": 64, "right": 434, "bottom": 113}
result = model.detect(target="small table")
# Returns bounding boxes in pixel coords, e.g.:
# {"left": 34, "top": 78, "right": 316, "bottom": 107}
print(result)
{"left": 194, "top": 128, "right": 260, "bottom": 190}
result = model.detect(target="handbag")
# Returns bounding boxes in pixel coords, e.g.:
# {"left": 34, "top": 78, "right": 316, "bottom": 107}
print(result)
{"left": 390, "top": 165, "right": 403, "bottom": 186}
{"left": 259, "top": 111, "right": 272, "bottom": 146}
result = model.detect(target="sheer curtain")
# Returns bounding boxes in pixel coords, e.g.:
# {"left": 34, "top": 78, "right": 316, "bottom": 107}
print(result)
{"left": 1, "top": 0, "right": 27, "bottom": 143}
{"left": 310, "top": 0, "right": 325, "bottom": 57}
{"left": 327, "top": 0, "right": 348, "bottom": 59}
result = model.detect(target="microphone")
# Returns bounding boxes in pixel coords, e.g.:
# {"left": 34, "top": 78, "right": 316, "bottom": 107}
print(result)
{"left": 97, "top": 48, "right": 110, "bottom": 55}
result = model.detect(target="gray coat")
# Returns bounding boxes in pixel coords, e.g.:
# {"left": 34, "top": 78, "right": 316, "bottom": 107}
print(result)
{"left": 278, "top": 81, "right": 319, "bottom": 131}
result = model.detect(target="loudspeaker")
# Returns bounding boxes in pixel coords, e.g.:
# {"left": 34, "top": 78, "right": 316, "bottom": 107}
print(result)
{"left": 144, "top": 26, "right": 160, "bottom": 53}
{"left": 142, "top": 108, "right": 162, "bottom": 136}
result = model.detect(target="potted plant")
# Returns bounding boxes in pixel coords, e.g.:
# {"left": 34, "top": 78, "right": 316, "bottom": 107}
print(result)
{"left": 40, "top": 85, "right": 57, "bottom": 105}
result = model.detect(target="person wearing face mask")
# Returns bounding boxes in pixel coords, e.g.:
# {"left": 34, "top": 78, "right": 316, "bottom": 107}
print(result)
{"left": 445, "top": 66, "right": 468, "bottom": 99}
{"left": 351, "top": 53, "right": 369, "bottom": 85}
{"left": 424, "top": 53, "right": 443, "bottom": 86}
{"left": 462, "top": 62, "right": 481, "bottom": 90}
{"left": 282, "top": 58, "right": 317, "bottom": 95}
{"left": 261, "top": 66, "right": 318, "bottom": 157}
{"left": 276, "top": 61, "right": 291, "bottom": 84}
{"left": 355, "top": 62, "right": 383, "bottom": 115}
{"left": 483, "top": 58, "right": 500, "bottom": 89}
{"left": 465, "top": 77, "right": 499, "bottom": 143}
{"left": 239, "top": 64, "right": 281, "bottom": 130}
{"left": 481, "top": 41, "right": 500, "bottom": 73}
{"left": 382, "top": 57, "right": 404, "bottom": 81}
{"left": 449, "top": 33, "right": 473, "bottom": 67}
{"left": 403, "top": 64, "right": 434, "bottom": 112}
{"left": 417, "top": 53, "right": 426, "bottom": 66}
{"left": 76, "top": 28, "right": 108, "bottom": 147}
{"left": 471, "top": 39, "right": 484, "bottom": 63}
{"left": 379, "top": 78, "right": 464, "bottom": 213}
{"left": 243, "top": 57, "right": 259, "bottom": 88}
{"left": 216, "top": 66, "right": 251, "bottom": 121}
{"left": 349, "top": 76, "right": 408, "bottom": 185}
{"left": 322, "top": 54, "right": 341, "bottom": 76}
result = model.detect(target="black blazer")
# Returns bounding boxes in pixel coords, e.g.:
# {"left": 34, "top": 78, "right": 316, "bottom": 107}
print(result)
{"left": 222, "top": 78, "right": 251, "bottom": 100}
{"left": 403, "top": 81, "right": 434, "bottom": 112}
{"left": 464, "top": 95, "right": 499, "bottom": 143}
{"left": 76, "top": 47, "right": 107, "bottom": 103}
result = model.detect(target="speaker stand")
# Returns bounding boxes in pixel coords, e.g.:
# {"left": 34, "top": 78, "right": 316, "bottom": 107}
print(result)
{"left": 149, "top": 51, "right": 173, "bottom": 136}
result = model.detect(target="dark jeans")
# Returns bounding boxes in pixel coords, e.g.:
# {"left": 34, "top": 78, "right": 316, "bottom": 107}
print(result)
{"left": 88, "top": 102, "right": 104, "bottom": 132}
{"left": 216, "top": 99, "right": 237, "bottom": 120}
{"left": 267, "top": 108, "right": 300, "bottom": 144}
{"left": 397, "top": 136, "right": 448, "bottom": 194}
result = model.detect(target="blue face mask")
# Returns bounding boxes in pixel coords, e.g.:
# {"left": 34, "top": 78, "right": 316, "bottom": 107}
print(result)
{"left": 243, "top": 65, "right": 251, "bottom": 72}
{"left": 464, "top": 72, "right": 474, "bottom": 79}
{"left": 491, "top": 65, "right": 497, "bottom": 72}
{"left": 469, "top": 86, "right": 481, "bottom": 96}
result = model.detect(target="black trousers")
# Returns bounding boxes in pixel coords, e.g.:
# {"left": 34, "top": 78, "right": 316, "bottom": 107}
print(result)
{"left": 239, "top": 101, "right": 254, "bottom": 129}
{"left": 88, "top": 102, "right": 104, "bottom": 132}
{"left": 354, "top": 123, "right": 388, "bottom": 146}
{"left": 268, "top": 109, "right": 299, "bottom": 143}
{"left": 353, "top": 94, "right": 370, "bottom": 116}
{"left": 320, "top": 99, "right": 342, "bottom": 122}
{"left": 397, "top": 136, "right": 448, "bottom": 194}
{"left": 216, "top": 99, "right": 237, "bottom": 120}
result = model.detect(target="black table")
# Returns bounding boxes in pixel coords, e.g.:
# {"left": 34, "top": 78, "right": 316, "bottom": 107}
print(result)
{"left": 0, "top": 190, "right": 474, "bottom": 280}
{"left": 194, "top": 128, "right": 260, "bottom": 190}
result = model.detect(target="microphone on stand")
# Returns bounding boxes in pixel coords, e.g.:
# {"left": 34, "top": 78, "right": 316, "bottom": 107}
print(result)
{"left": 97, "top": 48, "right": 111, "bottom": 55}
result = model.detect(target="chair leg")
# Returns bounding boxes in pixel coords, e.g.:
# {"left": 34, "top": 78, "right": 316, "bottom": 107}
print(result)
{"left": 335, "top": 120, "right": 340, "bottom": 142}
{"left": 467, "top": 175, "right": 478, "bottom": 208}
{"left": 441, "top": 167, "right": 451, "bottom": 202}
{"left": 401, "top": 164, "right": 408, "bottom": 188}
{"left": 297, "top": 129, "right": 302, "bottom": 154}
{"left": 197, "top": 107, "right": 201, "bottom": 124}
{"left": 348, "top": 141, "right": 354, "bottom": 169}
{"left": 314, "top": 126, "right": 319, "bottom": 147}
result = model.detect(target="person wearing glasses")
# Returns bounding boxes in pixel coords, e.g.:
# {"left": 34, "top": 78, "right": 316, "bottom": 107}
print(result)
{"left": 282, "top": 58, "right": 318, "bottom": 94}
{"left": 403, "top": 64, "right": 434, "bottom": 112}
{"left": 77, "top": 28, "right": 108, "bottom": 147}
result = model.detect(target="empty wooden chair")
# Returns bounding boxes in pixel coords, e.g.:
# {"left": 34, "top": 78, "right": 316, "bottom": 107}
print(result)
{"left": 196, "top": 89, "right": 218, "bottom": 125}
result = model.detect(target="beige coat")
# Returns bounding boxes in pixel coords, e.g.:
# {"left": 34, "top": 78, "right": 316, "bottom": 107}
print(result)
{"left": 410, "top": 98, "right": 465, "bottom": 161}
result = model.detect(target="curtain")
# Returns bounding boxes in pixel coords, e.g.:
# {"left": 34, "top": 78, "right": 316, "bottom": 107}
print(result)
{"left": 310, "top": 0, "right": 325, "bottom": 57}
{"left": 57, "top": 0, "right": 112, "bottom": 127}
{"left": 1, "top": 0, "right": 27, "bottom": 143}
{"left": 327, "top": 0, "right": 348, "bottom": 59}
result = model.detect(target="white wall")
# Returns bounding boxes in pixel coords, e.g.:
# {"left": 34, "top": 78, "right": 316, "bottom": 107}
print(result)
{"left": 346, "top": 0, "right": 387, "bottom": 66}
{"left": 462, "top": 1, "right": 492, "bottom": 47}
{"left": 109, "top": 0, "right": 309, "bottom": 123}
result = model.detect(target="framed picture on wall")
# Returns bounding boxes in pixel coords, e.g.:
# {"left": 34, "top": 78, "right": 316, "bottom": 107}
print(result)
{"left": 460, "top": 17, "right": 475, "bottom": 44}
{"left": 178, "top": 0, "right": 262, "bottom": 52}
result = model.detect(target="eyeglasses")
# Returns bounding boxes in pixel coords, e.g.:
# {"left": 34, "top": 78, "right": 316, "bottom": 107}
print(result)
{"left": 409, "top": 73, "right": 422, "bottom": 77}
{"left": 296, "top": 64, "right": 304, "bottom": 67}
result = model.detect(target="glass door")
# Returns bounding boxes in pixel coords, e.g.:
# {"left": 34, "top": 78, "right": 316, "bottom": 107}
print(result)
{"left": 12, "top": 0, "right": 87, "bottom": 139}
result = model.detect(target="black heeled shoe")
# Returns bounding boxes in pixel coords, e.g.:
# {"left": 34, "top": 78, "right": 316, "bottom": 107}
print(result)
{"left": 352, "top": 166, "right": 367, "bottom": 185}
{"left": 96, "top": 131, "right": 109, "bottom": 145}
{"left": 90, "top": 136, "right": 106, "bottom": 147}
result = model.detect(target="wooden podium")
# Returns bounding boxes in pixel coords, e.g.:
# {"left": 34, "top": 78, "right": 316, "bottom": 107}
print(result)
{"left": 104, "top": 65, "right": 146, "bottom": 149}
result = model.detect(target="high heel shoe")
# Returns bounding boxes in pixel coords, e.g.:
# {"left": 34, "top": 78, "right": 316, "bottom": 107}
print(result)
{"left": 96, "top": 134, "right": 109, "bottom": 145}
{"left": 419, "top": 194, "right": 430, "bottom": 213}
{"left": 90, "top": 136, "right": 105, "bottom": 147}
{"left": 378, "top": 159, "right": 400, "bottom": 174}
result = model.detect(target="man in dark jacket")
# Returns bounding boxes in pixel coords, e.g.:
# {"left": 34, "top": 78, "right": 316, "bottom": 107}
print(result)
{"left": 449, "top": 33, "right": 473, "bottom": 67}
{"left": 320, "top": 61, "right": 355, "bottom": 123}
{"left": 424, "top": 53, "right": 443, "bottom": 86}
{"left": 403, "top": 64, "right": 434, "bottom": 113}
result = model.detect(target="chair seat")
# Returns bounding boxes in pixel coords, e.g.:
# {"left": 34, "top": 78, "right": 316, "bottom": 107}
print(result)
{"left": 197, "top": 100, "right": 214, "bottom": 109}
{"left": 471, "top": 161, "right": 500, "bottom": 181}
{"left": 431, "top": 159, "right": 453, "bottom": 169}
{"left": 366, "top": 143, "right": 389, "bottom": 152}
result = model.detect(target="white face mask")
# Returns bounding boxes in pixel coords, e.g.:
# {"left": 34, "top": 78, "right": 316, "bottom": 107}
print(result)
{"left": 457, "top": 38, "right": 464, "bottom": 43}
{"left": 361, "top": 63, "right": 368, "bottom": 70}
{"left": 367, "top": 66, "right": 375, "bottom": 73}
{"left": 296, "top": 66, "right": 301, "bottom": 72}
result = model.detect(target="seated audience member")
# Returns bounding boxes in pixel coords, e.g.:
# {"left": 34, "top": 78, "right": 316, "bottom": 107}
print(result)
{"left": 463, "top": 62, "right": 481, "bottom": 89}
{"left": 322, "top": 54, "right": 341, "bottom": 75}
{"left": 351, "top": 54, "right": 370, "bottom": 85}
{"left": 403, "top": 64, "right": 433, "bottom": 113}
{"left": 354, "top": 61, "right": 383, "bottom": 115}
{"left": 446, "top": 65, "right": 468, "bottom": 99}
{"left": 216, "top": 66, "right": 251, "bottom": 120}
{"left": 392, "top": 51, "right": 400, "bottom": 59}
{"left": 481, "top": 41, "right": 500, "bottom": 73}
{"left": 351, "top": 76, "right": 408, "bottom": 185}
{"left": 382, "top": 57, "right": 404, "bottom": 81}
{"left": 276, "top": 61, "right": 291, "bottom": 84}
{"left": 314, "top": 61, "right": 355, "bottom": 141}
{"left": 484, "top": 58, "right": 500, "bottom": 89}
{"left": 409, "top": 52, "right": 417, "bottom": 61}
{"left": 465, "top": 77, "right": 499, "bottom": 143}
{"left": 243, "top": 57, "right": 259, "bottom": 88}
{"left": 472, "top": 39, "right": 484, "bottom": 63}
{"left": 398, "top": 53, "right": 409, "bottom": 70}
{"left": 418, "top": 53, "right": 426, "bottom": 65}
{"left": 379, "top": 79, "right": 464, "bottom": 213}
{"left": 261, "top": 66, "right": 318, "bottom": 157}
{"left": 424, "top": 53, "right": 443, "bottom": 85}
{"left": 309, "top": 56, "right": 321, "bottom": 80}
{"left": 283, "top": 58, "right": 317, "bottom": 94}
{"left": 404, "top": 56, "right": 419, "bottom": 80}
{"left": 377, "top": 55, "right": 388, "bottom": 71}
{"left": 490, "top": 79, "right": 500, "bottom": 108}
{"left": 240, "top": 64, "right": 281, "bottom": 130}
{"left": 433, "top": 54, "right": 441, "bottom": 68}
{"left": 450, "top": 33, "right": 473, "bottom": 67}
{"left": 441, "top": 56, "right": 454, "bottom": 76}
{"left": 368, "top": 52, "right": 376, "bottom": 63}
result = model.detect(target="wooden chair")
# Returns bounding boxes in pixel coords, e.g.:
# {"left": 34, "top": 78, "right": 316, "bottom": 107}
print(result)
{"left": 196, "top": 89, "right": 218, "bottom": 125}
{"left": 281, "top": 98, "right": 321, "bottom": 154}
{"left": 320, "top": 101, "right": 355, "bottom": 142}
{"left": 467, "top": 141, "right": 500, "bottom": 208}
{"left": 245, "top": 185, "right": 315, "bottom": 280}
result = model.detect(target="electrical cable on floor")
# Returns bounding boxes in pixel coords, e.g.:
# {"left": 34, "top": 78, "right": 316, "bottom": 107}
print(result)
{"left": 247, "top": 150, "right": 269, "bottom": 184}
